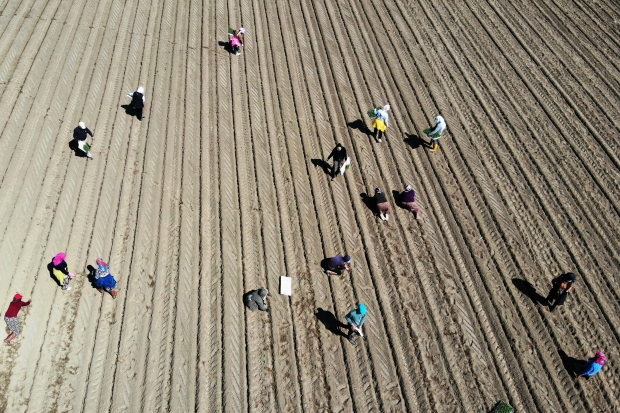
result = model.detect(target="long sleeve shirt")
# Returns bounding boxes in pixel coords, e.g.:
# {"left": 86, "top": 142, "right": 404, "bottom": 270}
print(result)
{"left": 5, "top": 300, "right": 31, "bottom": 318}
{"left": 581, "top": 360, "right": 603, "bottom": 376}
{"left": 375, "top": 192, "right": 388, "bottom": 204}
{"left": 73, "top": 127, "right": 93, "bottom": 141}
{"left": 345, "top": 309, "right": 366, "bottom": 327}
{"left": 428, "top": 118, "right": 446, "bottom": 137}
{"left": 245, "top": 289, "right": 268, "bottom": 311}
{"left": 53, "top": 260, "right": 69, "bottom": 276}
{"left": 402, "top": 189, "right": 416, "bottom": 203}
{"left": 327, "top": 255, "right": 347, "bottom": 271}
{"left": 327, "top": 147, "right": 347, "bottom": 163}
{"left": 373, "top": 108, "right": 390, "bottom": 126}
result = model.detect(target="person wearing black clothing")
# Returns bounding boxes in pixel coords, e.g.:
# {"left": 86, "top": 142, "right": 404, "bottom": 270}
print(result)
{"left": 326, "top": 143, "right": 347, "bottom": 181}
{"left": 128, "top": 86, "right": 145, "bottom": 120}
{"left": 73, "top": 122, "right": 94, "bottom": 141}
{"left": 546, "top": 272, "right": 576, "bottom": 312}
{"left": 73, "top": 122, "right": 94, "bottom": 160}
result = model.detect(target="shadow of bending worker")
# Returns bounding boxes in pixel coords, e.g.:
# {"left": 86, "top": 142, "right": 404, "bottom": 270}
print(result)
{"left": 558, "top": 349, "right": 586, "bottom": 378}
{"left": 347, "top": 119, "right": 373, "bottom": 136}
{"left": 512, "top": 278, "right": 547, "bottom": 306}
{"left": 316, "top": 308, "right": 347, "bottom": 337}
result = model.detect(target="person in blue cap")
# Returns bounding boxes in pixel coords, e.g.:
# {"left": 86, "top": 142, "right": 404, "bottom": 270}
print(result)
{"left": 323, "top": 254, "right": 352, "bottom": 276}
{"left": 345, "top": 304, "right": 367, "bottom": 345}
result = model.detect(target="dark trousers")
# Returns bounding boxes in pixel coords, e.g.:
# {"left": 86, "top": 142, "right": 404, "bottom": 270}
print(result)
{"left": 546, "top": 287, "right": 568, "bottom": 307}
{"left": 133, "top": 106, "right": 143, "bottom": 120}
{"left": 348, "top": 325, "right": 361, "bottom": 340}
{"left": 331, "top": 160, "right": 342, "bottom": 177}
{"left": 374, "top": 128, "right": 384, "bottom": 140}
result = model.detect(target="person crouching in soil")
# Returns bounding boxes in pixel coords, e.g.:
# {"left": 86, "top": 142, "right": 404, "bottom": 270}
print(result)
{"left": 345, "top": 304, "right": 367, "bottom": 345}
{"left": 244, "top": 289, "right": 269, "bottom": 312}
{"left": 579, "top": 350, "right": 606, "bottom": 380}
{"left": 323, "top": 254, "right": 352, "bottom": 276}
{"left": 52, "top": 252, "right": 76, "bottom": 291}
{"left": 374, "top": 187, "right": 390, "bottom": 221}
{"left": 4, "top": 293, "right": 31, "bottom": 345}
{"left": 229, "top": 27, "right": 245, "bottom": 55}
{"left": 94, "top": 258, "right": 118, "bottom": 299}
{"left": 545, "top": 272, "right": 576, "bottom": 312}
{"left": 401, "top": 184, "right": 421, "bottom": 219}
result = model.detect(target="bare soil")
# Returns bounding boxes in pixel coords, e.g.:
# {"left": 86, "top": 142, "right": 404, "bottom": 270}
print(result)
{"left": 0, "top": 0, "right": 618, "bottom": 411}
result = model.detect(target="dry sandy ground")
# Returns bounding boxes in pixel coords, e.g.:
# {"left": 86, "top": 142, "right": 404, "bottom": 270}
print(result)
{"left": 0, "top": 0, "right": 618, "bottom": 411}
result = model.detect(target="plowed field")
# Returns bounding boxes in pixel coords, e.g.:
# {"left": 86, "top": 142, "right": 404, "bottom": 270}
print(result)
{"left": 0, "top": 0, "right": 618, "bottom": 411}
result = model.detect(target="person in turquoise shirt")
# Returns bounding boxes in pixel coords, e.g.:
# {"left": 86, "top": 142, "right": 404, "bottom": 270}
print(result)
{"left": 345, "top": 304, "right": 367, "bottom": 345}
{"left": 579, "top": 350, "right": 606, "bottom": 380}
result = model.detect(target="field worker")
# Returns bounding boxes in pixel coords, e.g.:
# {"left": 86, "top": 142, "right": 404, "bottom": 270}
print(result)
{"left": 128, "top": 86, "right": 146, "bottom": 120}
{"left": 324, "top": 254, "right": 352, "bottom": 276}
{"left": 244, "top": 288, "right": 269, "bottom": 312}
{"left": 372, "top": 104, "right": 390, "bottom": 142}
{"left": 375, "top": 187, "right": 390, "bottom": 221}
{"left": 52, "top": 252, "right": 76, "bottom": 291}
{"left": 229, "top": 27, "right": 245, "bottom": 55}
{"left": 73, "top": 122, "right": 94, "bottom": 160}
{"left": 345, "top": 304, "right": 367, "bottom": 345}
{"left": 545, "top": 272, "right": 576, "bottom": 312}
{"left": 4, "top": 294, "right": 31, "bottom": 345}
{"left": 425, "top": 115, "right": 446, "bottom": 152}
{"left": 579, "top": 350, "right": 606, "bottom": 380}
{"left": 326, "top": 143, "right": 348, "bottom": 181}
{"left": 95, "top": 258, "right": 118, "bottom": 299}
{"left": 401, "top": 184, "right": 421, "bottom": 219}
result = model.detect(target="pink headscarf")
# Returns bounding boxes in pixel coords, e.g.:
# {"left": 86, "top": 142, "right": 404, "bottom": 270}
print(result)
{"left": 53, "top": 252, "right": 67, "bottom": 266}
{"left": 594, "top": 350, "right": 607, "bottom": 366}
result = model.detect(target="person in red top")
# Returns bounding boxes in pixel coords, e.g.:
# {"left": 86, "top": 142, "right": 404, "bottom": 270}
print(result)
{"left": 4, "top": 293, "right": 31, "bottom": 345}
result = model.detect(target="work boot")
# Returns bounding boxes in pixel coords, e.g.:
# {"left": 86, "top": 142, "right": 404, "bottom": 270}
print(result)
{"left": 110, "top": 290, "right": 117, "bottom": 299}
{"left": 348, "top": 337, "right": 357, "bottom": 345}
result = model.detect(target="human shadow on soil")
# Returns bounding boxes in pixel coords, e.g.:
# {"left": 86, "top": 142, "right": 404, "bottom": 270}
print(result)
{"left": 120, "top": 104, "right": 137, "bottom": 117}
{"left": 311, "top": 158, "right": 331, "bottom": 176}
{"left": 392, "top": 189, "right": 411, "bottom": 211}
{"left": 47, "top": 262, "right": 61, "bottom": 287}
{"left": 558, "top": 349, "right": 586, "bottom": 378}
{"left": 404, "top": 132, "right": 427, "bottom": 149}
{"left": 512, "top": 278, "right": 547, "bottom": 306}
{"left": 86, "top": 265, "right": 99, "bottom": 289}
{"left": 68, "top": 139, "right": 87, "bottom": 158}
{"left": 360, "top": 193, "right": 377, "bottom": 215}
{"left": 347, "top": 119, "right": 373, "bottom": 137}
{"left": 316, "top": 308, "right": 347, "bottom": 337}
{"left": 218, "top": 40, "right": 233, "bottom": 54}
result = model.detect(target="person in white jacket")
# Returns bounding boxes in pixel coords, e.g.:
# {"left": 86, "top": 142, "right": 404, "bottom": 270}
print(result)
{"left": 425, "top": 115, "right": 446, "bottom": 152}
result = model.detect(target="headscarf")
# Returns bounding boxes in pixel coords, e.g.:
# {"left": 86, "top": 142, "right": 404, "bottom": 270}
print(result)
{"left": 382, "top": 104, "right": 390, "bottom": 111}
{"left": 137, "top": 86, "right": 144, "bottom": 94}
{"left": 435, "top": 115, "right": 445, "bottom": 125}
{"left": 405, "top": 184, "right": 413, "bottom": 191}
{"left": 95, "top": 258, "right": 111, "bottom": 279}
{"left": 358, "top": 304, "right": 367, "bottom": 315}
{"left": 79, "top": 122, "right": 86, "bottom": 129}
{"left": 53, "top": 252, "right": 67, "bottom": 266}
{"left": 258, "top": 289, "right": 268, "bottom": 298}
{"left": 594, "top": 350, "right": 607, "bottom": 366}
{"left": 374, "top": 187, "right": 382, "bottom": 194}
{"left": 238, "top": 27, "right": 246, "bottom": 34}
{"left": 343, "top": 255, "right": 352, "bottom": 264}
{"left": 96, "top": 258, "right": 109, "bottom": 272}
{"left": 14, "top": 293, "right": 22, "bottom": 300}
